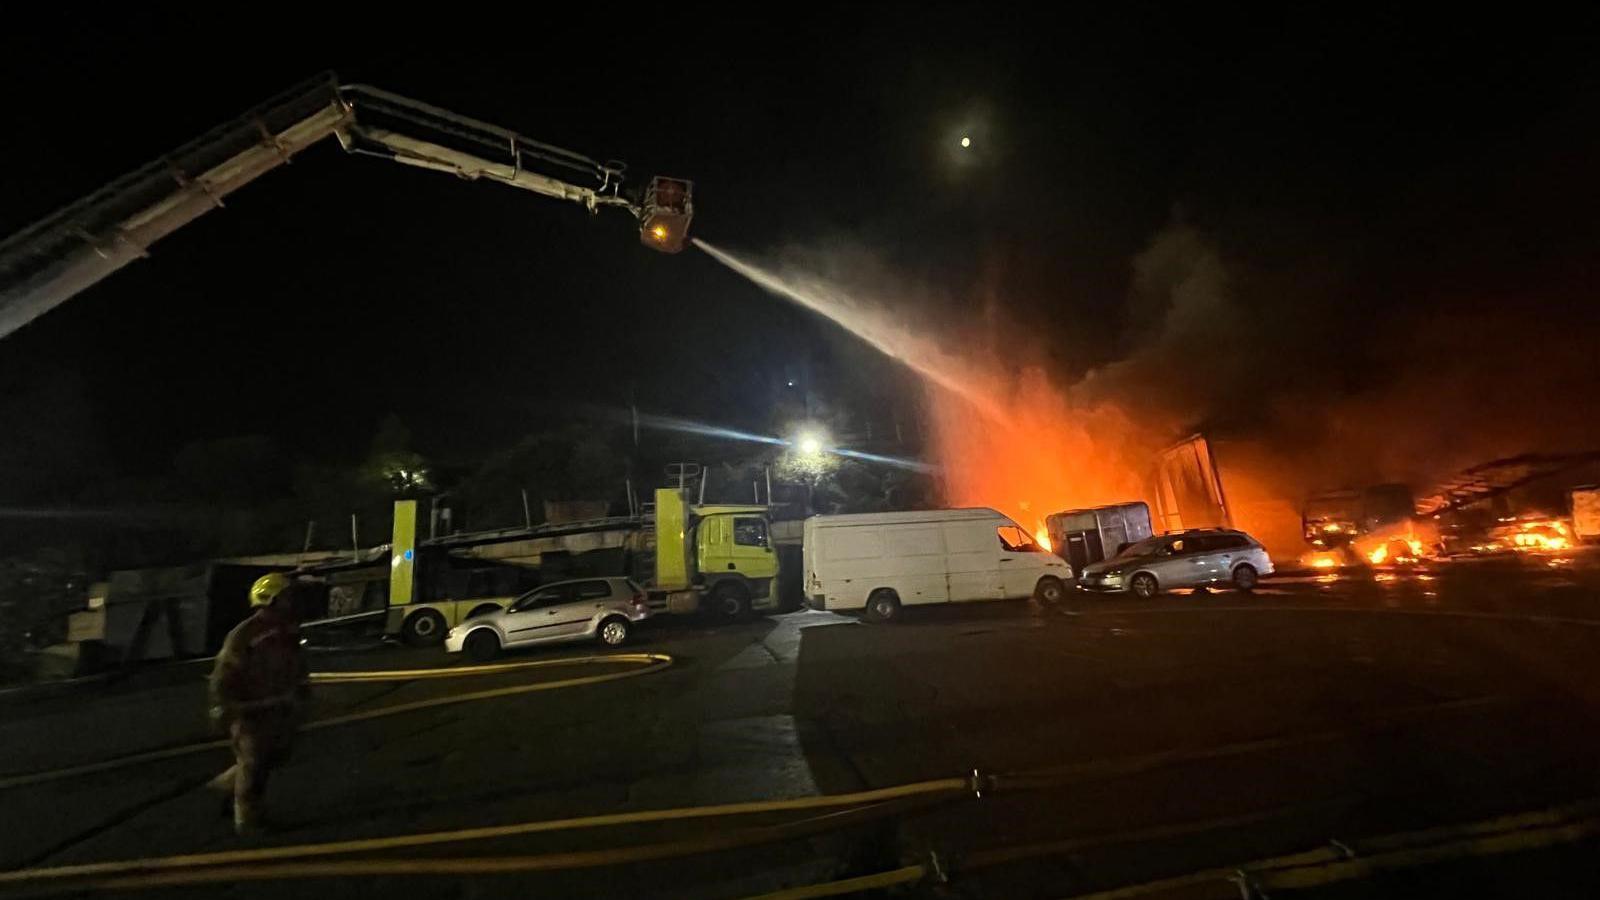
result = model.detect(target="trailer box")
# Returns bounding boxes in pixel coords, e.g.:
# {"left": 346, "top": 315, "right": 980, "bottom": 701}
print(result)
{"left": 1046, "top": 502, "right": 1154, "bottom": 573}
{"left": 1573, "top": 485, "right": 1600, "bottom": 543}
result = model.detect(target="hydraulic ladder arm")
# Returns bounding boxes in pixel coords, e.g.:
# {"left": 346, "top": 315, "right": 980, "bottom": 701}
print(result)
{"left": 0, "top": 73, "right": 693, "bottom": 341}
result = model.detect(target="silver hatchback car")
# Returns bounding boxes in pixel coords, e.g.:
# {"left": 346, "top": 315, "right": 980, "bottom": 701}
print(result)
{"left": 444, "top": 576, "right": 650, "bottom": 661}
{"left": 1078, "top": 529, "right": 1274, "bottom": 598}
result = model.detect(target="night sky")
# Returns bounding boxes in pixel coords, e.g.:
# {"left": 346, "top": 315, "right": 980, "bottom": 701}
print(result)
{"left": 3, "top": 9, "right": 1599, "bottom": 499}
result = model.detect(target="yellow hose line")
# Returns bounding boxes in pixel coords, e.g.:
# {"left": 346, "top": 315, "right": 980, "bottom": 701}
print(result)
{"left": 302, "top": 653, "right": 672, "bottom": 730}
{"left": 1083, "top": 604, "right": 1600, "bottom": 628}
{"left": 6, "top": 803, "right": 927, "bottom": 893}
{"left": 1061, "top": 800, "right": 1600, "bottom": 899}
{"left": 1260, "top": 818, "right": 1600, "bottom": 891}
{"left": 308, "top": 654, "right": 654, "bottom": 683}
{"left": 0, "top": 778, "right": 971, "bottom": 887}
{"left": 737, "top": 865, "right": 927, "bottom": 899}
{"left": 0, "top": 653, "right": 673, "bottom": 792}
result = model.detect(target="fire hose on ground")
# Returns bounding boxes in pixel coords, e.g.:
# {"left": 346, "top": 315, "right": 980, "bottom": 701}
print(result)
{"left": 0, "top": 652, "right": 979, "bottom": 895}
{"left": 0, "top": 792, "right": 973, "bottom": 894}
{"left": 0, "top": 656, "right": 1591, "bottom": 897}
{"left": 0, "top": 653, "right": 675, "bottom": 791}
{"left": 737, "top": 797, "right": 1600, "bottom": 900}
{"left": 11, "top": 787, "right": 1593, "bottom": 897}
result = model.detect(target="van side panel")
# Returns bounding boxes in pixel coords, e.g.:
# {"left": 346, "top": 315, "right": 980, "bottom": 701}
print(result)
{"left": 816, "top": 525, "right": 885, "bottom": 609}
{"left": 943, "top": 521, "right": 1003, "bottom": 601}
{"left": 810, "top": 523, "right": 953, "bottom": 609}
{"left": 807, "top": 510, "right": 1062, "bottom": 610}
{"left": 882, "top": 526, "right": 949, "bottom": 605}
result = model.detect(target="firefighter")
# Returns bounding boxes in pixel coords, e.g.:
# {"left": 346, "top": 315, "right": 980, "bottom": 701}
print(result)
{"left": 207, "top": 572, "right": 310, "bottom": 834}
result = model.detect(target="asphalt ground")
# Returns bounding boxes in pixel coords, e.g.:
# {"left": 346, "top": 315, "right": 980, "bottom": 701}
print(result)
{"left": 3, "top": 548, "right": 1599, "bottom": 898}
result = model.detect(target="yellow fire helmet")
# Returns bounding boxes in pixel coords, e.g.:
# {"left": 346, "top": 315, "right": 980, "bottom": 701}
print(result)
{"left": 249, "top": 572, "right": 293, "bottom": 608}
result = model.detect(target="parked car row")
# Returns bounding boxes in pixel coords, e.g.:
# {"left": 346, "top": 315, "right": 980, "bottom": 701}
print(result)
{"left": 799, "top": 508, "right": 1274, "bottom": 621}
{"left": 443, "top": 511, "right": 1277, "bottom": 657}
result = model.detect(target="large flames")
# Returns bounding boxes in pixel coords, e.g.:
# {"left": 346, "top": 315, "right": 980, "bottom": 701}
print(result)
{"left": 1367, "top": 537, "right": 1426, "bottom": 566}
{"left": 692, "top": 240, "right": 1158, "bottom": 537}
{"left": 930, "top": 365, "right": 1152, "bottom": 546}
{"left": 1508, "top": 518, "right": 1572, "bottom": 552}
{"left": 701, "top": 234, "right": 1598, "bottom": 583}
{"left": 1469, "top": 518, "right": 1574, "bottom": 554}
{"left": 697, "top": 234, "right": 1326, "bottom": 558}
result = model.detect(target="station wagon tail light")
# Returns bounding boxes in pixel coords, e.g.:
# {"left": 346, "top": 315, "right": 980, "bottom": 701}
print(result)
{"left": 631, "top": 590, "right": 647, "bottom": 609}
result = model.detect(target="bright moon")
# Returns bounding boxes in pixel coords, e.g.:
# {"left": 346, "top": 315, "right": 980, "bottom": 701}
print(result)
{"left": 960, "top": 136, "right": 972, "bottom": 148}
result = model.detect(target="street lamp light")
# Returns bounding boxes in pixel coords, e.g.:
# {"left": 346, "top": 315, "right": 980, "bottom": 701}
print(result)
{"left": 787, "top": 428, "right": 830, "bottom": 516}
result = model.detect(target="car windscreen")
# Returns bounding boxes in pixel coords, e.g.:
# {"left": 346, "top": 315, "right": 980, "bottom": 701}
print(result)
{"left": 1117, "top": 537, "right": 1163, "bottom": 558}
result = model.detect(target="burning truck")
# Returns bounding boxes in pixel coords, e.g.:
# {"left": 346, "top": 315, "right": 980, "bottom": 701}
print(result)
{"left": 1298, "top": 454, "right": 1600, "bottom": 568}
{"left": 1300, "top": 484, "right": 1433, "bottom": 567}
{"left": 1415, "top": 453, "right": 1600, "bottom": 558}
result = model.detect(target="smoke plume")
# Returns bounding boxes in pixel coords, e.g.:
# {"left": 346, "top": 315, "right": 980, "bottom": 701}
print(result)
{"left": 701, "top": 215, "right": 1600, "bottom": 556}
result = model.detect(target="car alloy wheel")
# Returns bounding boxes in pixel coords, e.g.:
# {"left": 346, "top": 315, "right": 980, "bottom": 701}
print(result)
{"left": 1131, "top": 573, "right": 1158, "bottom": 599}
{"left": 601, "top": 619, "right": 629, "bottom": 646}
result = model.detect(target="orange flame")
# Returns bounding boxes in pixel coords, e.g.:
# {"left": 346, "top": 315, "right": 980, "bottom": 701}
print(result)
{"left": 1034, "top": 524, "right": 1053, "bottom": 553}
{"left": 1301, "top": 550, "right": 1342, "bottom": 569}
{"left": 931, "top": 367, "right": 1151, "bottom": 549}
{"left": 1367, "top": 537, "right": 1428, "bottom": 566}
{"left": 1512, "top": 519, "right": 1571, "bottom": 551}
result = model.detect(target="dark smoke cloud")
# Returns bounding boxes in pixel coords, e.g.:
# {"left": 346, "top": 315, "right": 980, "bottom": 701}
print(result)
{"left": 717, "top": 205, "right": 1600, "bottom": 557}
{"left": 1069, "top": 214, "right": 1600, "bottom": 513}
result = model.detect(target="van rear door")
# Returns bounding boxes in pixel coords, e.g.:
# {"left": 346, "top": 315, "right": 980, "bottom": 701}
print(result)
{"left": 942, "top": 521, "right": 1002, "bottom": 602}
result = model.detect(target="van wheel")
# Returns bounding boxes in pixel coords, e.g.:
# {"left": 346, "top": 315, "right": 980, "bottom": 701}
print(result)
{"left": 598, "top": 617, "right": 630, "bottom": 647}
{"left": 1033, "top": 576, "right": 1066, "bottom": 604}
{"left": 463, "top": 629, "right": 499, "bottom": 663}
{"left": 1130, "top": 573, "right": 1159, "bottom": 600}
{"left": 865, "top": 590, "right": 901, "bottom": 623}
{"left": 402, "top": 609, "right": 448, "bottom": 647}
{"left": 708, "top": 581, "right": 751, "bottom": 622}
{"left": 1233, "top": 564, "right": 1259, "bottom": 592}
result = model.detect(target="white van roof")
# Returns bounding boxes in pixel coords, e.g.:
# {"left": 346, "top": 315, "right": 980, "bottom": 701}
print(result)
{"left": 805, "top": 508, "right": 1009, "bottom": 528}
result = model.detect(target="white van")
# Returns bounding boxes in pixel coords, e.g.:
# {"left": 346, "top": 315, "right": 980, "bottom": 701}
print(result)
{"left": 802, "top": 508, "right": 1074, "bottom": 621}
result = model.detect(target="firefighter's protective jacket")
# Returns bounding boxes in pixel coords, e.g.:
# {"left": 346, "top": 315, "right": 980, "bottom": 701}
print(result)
{"left": 209, "top": 610, "right": 307, "bottom": 721}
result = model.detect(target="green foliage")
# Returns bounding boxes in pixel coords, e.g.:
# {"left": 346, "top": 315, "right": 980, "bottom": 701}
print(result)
{"left": 364, "top": 415, "right": 432, "bottom": 495}
{"left": 459, "top": 426, "right": 624, "bottom": 529}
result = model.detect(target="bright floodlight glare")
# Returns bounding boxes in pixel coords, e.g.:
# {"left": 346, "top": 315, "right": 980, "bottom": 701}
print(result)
{"left": 960, "top": 136, "right": 971, "bottom": 148}
{"left": 798, "top": 434, "right": 823, "bottom": 456}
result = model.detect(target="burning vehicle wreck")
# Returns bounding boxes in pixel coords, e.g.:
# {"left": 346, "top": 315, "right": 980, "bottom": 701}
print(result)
{"left": 1295, "top": 454, "right": 1600, "bottom": 572}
